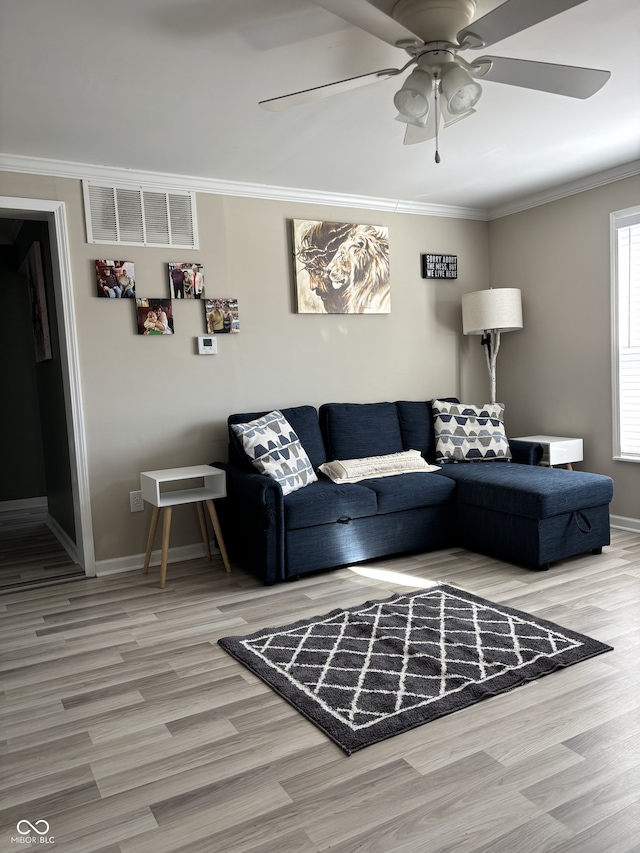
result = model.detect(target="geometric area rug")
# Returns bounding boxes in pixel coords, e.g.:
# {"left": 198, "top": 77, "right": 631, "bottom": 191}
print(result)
{"left": 219, "top": 584, "right": 612, "bottom": 754}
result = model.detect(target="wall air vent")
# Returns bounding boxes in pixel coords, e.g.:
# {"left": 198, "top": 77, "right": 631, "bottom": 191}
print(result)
{"left": 82, "top": 180, "right": 198, "bottom": 249}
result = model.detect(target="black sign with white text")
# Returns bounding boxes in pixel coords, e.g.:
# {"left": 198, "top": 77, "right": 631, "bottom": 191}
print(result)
{"left": 421, "top": 254, "right": 458, "bottom": 279}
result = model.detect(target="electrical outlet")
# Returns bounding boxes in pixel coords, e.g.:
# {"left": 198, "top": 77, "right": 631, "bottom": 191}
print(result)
{"left": 130, "top": 490, "right": 144, "bottom": 513}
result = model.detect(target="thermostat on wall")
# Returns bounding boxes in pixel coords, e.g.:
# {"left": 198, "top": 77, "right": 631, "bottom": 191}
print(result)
{"left": 197, "top": 336, "right": 218, "bottom": 355}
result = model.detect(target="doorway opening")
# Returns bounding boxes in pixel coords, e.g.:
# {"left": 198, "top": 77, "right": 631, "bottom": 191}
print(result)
{"left": 0, "top": 196, "right": 95, "bottom": 589}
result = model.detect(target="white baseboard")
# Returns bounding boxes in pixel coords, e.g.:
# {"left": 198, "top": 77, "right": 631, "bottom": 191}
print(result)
{"left": 610, "top": 514, "right": 640, "bottom": 534}
{"left": 96, "top": 540, "right": 218, "bottom": 576}
{"left": 0, "top": 496, "right": 48, "bottom": 512}
{"left": 46, "top": 514, "right": 80, "bottom": 565}
{"left": 91, "top": 516, "right": 640, "bottom": 578}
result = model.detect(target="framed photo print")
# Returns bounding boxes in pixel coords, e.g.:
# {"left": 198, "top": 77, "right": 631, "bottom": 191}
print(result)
{"left": 204, "top": 298, "right": 239, "bottom": 334}
{"left": 292, "top": 219, "right": 390, "bottom": 314}
{"left": 168, "top": 262, "right": 204, "bottom": 299}
{"left": 96, "top": 260, "right": 135, "bottom": 298}
{"left": 21, "top": 242, "right": 52, "bottom": 362}
{"left": 135, "top": 299, "right": 174, "bottom": 335}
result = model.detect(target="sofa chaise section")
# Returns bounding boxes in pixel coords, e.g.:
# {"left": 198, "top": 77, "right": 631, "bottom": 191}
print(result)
{"left": 435, "top": 462, "right": 613, "bottom": 569}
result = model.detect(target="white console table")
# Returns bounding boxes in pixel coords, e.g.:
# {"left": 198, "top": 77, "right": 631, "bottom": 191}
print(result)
{"left": 140, "top": 465, "right": 231, "bottom": 588}
{"left": 512, "top": 435, "right": 583, "bottom": 470}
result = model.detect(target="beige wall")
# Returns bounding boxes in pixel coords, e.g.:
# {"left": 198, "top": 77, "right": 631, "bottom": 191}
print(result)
{"left": 3, "top": 168, "right": 637, "bottom": 563}
{"left": 0, "top": 170, "right": 489, "bottom": 564}
{"left": 489, "top": 175, "right": 640, "bottom": 522}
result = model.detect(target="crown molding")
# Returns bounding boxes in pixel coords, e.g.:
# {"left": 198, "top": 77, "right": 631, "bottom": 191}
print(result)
{"left": 4, "top": 151, "right": 636, "bottom": 223}
{"left": 0, "top": 152, "right": 488, "bottom": 221}
{"left": 487, "top": 160, "right": 640, "bottom": 220}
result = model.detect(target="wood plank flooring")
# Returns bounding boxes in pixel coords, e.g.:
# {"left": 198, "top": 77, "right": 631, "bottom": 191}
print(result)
{"left": 0, "top": 506, "right": 84, "bottom": 592}
{"left": 1, "top": 530, "right": 639, "bottom": 853}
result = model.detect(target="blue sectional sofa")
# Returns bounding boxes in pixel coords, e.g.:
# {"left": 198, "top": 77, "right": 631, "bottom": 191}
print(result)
{"left": 211, "top": 400, "right": 613, "bottom": 585}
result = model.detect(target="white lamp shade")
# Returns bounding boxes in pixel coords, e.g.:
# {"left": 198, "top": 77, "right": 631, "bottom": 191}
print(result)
{"left": 462, "top": 288, "right": 523, "bottom": 335}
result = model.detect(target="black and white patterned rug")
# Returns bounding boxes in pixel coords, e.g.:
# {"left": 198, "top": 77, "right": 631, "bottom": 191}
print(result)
{"left": 219, "top": 584, "right": 612, "bottom": 754}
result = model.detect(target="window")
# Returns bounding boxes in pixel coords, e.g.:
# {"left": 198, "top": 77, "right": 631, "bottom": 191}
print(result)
{"left": 611, "top": 206, "right": 640, "bottom": 461}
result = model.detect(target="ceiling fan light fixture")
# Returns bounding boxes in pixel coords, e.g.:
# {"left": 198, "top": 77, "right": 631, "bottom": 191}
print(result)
{"left": 443, "top": 106, "right": 477, "bottom": 127}
{"left": 393, "top": 68, "right": 433, "bottom": 120}
{"left": 441, "top": 98, "right": 476, "bottom": 127}
{"left": 394, "top": 111, "right": 429, "bottom": 128}
{"left": 440, "top": 62, "right": 482, "bottom": 115}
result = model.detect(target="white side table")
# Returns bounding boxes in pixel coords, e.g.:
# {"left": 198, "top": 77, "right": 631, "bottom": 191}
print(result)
{"left": 140, "top": 465, "right": 231, "bottom": 588}
{"left": 512, "top": 435, "right": 583, "bottom": 470}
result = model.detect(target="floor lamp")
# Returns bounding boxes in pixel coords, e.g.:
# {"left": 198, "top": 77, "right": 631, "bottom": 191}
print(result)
{"left": 462, "top": 288, "right": 523, "bottom": 404}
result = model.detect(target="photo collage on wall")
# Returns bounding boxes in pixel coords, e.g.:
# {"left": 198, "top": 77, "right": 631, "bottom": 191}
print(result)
{"left": 94, "top": 259, "right": 239, "bottom": 341}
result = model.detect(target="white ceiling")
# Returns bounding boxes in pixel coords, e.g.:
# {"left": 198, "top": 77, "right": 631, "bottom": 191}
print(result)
{"left": 1, "top": 0, "right": 639, "bottom": 215}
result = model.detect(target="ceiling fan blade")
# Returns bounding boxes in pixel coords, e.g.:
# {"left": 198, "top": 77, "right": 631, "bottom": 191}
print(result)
{"left": 259, "top": 68, "right": 400, "bottom": 111}
{"left": 311, "top": 0, "right": 422, "bottom": 47}
{"left": 458, "top": 0, "right": 589, "bottom": 49}
{"left": 473, "top": 56, "right": 611, "bottom": 99}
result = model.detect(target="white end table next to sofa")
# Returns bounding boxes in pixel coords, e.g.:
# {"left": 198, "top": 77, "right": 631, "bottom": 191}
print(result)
{"left": 140, "top": 465, "right": 231, "bottom": 588}
{"left": 512, "top": 435, "right": 583, "bottom": 470}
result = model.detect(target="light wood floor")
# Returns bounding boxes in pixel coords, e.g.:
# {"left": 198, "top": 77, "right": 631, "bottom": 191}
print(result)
{"left": 0, "top": 506, "right": 84, "bottom": 593}
{"left": 1, "top": 530, "right": 639, "bottom": 853}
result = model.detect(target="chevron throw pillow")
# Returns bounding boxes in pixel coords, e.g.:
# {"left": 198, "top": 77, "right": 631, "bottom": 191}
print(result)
{"left": 432, "top": 400, "right": 512, "bottom": 463}
{"left": 231, "top": 410, "right": 318, "bottom": 495}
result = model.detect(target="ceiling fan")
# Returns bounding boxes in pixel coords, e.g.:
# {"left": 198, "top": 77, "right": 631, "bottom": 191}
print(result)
{"left": 258, "top": 0, "right": 610, "bottom": 157}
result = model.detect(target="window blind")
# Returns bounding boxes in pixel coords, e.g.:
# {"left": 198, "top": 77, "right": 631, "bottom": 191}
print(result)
{"left": 612, "top": 207, "right": 640, "bottom": 461}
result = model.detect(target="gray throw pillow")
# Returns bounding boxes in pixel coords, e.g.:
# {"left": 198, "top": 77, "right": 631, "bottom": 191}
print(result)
{"left": 432, "top": 400, "right": 512, "bottom": 463}
{"left": 231, "top": 410, "right": 318, "bottom": 494}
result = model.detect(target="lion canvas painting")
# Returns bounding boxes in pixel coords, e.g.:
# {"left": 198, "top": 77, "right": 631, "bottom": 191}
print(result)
{"left": 293, "top": 219, "right": 390, "bottom": 314}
